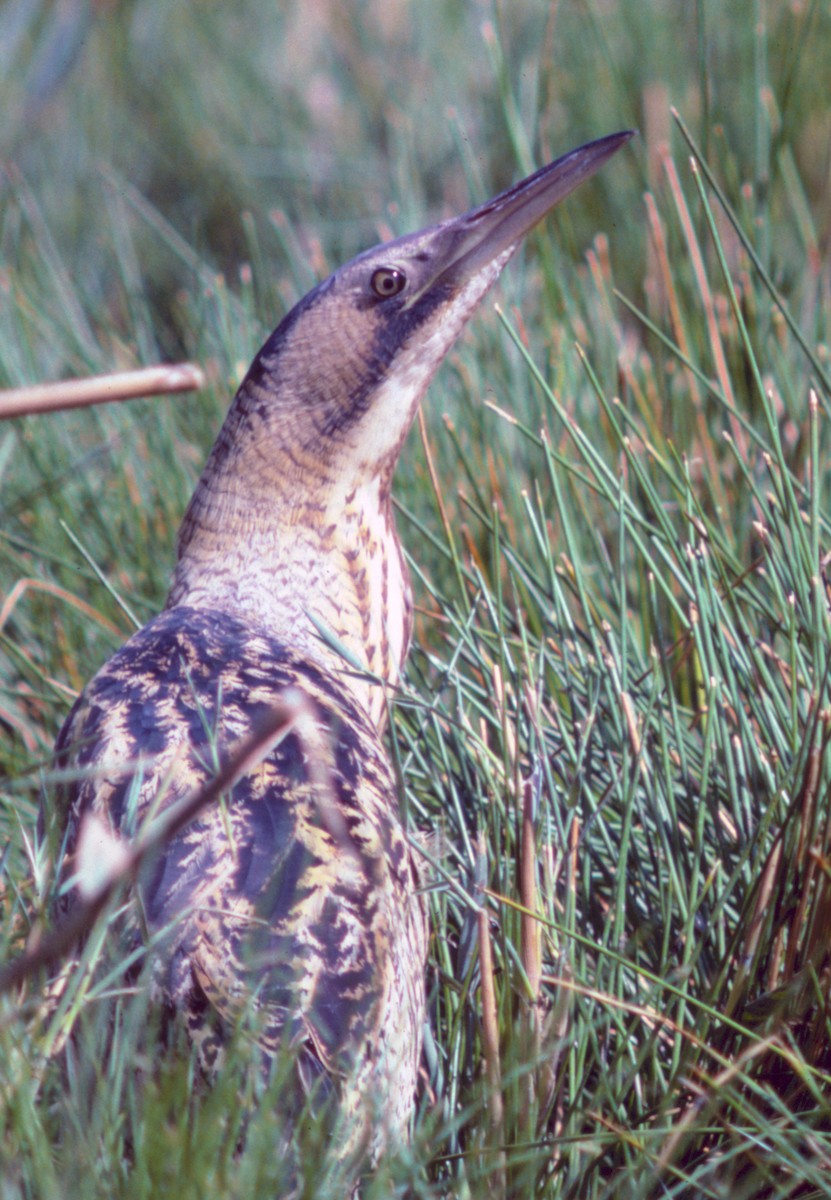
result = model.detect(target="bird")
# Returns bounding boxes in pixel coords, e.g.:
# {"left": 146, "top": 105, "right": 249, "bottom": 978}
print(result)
{"left": 46, "top": 130, "right": 632, "bottom": 1167}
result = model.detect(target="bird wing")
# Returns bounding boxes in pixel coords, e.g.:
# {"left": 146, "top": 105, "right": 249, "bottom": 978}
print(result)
{"left": 51, "top": 605, "right": 403, "bottom": 1083}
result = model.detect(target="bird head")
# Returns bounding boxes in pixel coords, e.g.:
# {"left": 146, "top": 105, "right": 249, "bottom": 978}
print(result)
{"left": 171, "top": 132, "right": 632, "bottom": 701}
{"left": 196, "top": 131, "right": 633, "bottom": 504}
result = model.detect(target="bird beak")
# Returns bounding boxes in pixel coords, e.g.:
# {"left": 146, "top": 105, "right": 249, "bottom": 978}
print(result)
{"left": 433, "top": 130, "right": 634, "bottom": 288}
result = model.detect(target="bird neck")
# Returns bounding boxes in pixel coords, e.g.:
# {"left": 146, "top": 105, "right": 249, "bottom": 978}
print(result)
{"left": 166, "top": 421, "right": 412, "bottom": 728}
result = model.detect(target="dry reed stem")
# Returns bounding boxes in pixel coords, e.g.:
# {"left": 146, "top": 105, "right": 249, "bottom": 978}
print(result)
{"left": 663, "top": 155, "right": 746, "bottom": 458}
{"left": 520, "top": 775, "right": 542, "bottom": 1002}
{"left": 476, "top": 830, "right": 506, "bottom": 1197}
{"left": 0, "top": 363, "right": 205, "bottom": 420}
{"left": 0, "top": 578, "right": 124, "bottom": 639}
{"left": 417, "top": 405, "right": 455, "bottom": 550}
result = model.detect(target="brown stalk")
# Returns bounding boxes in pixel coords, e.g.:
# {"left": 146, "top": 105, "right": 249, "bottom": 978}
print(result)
{"left": 417, "top": 406, "right": 455, "bottom": 552}
{"left": 663, "top": 155, "right": 746, "bottom": 457}
{"left": 724, "top": 839, "right": 782, "bottom": 1019}
{"left": 520, "top": 775, "right": 542, "bottom": 1003}
{"left": 0, "top": 578, "right": 124, "bottom": 640}
{"left": 0, "top": 363, "right": 205, "bottom": 420}
{"left": 476, "top": 830, "right": 505, "bottom": 1197}
{"left": 783, "top": 724, "right": 825, "bottom": 982}
{"left": 518, "top": 771, "right": 547, "bottom": 1149}
{"left": 620, "top": 688, "right": 650, "bottom": 781}
{"left": 642, "top": 188, "right": 724, "bottom": 503}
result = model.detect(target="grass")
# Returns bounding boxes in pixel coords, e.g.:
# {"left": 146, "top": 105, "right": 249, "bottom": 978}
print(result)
{"left": 3, "top": 1, "right": 831, "bottom": 1195}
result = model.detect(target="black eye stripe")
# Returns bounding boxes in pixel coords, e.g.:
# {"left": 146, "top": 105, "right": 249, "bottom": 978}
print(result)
{"left": 370, "top": 267, "right": 406, "bottom": 298}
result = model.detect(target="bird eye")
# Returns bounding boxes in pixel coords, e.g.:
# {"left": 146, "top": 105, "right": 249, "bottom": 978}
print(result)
{"left": 370, "top": 267, "right": 406, "bottom": 299}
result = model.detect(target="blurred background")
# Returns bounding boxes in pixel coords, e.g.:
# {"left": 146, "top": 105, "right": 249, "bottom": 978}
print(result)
{"left": 2, "top": 0, "right": 828, "bottom": 363}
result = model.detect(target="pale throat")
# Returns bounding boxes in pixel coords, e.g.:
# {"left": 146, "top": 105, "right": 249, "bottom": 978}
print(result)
{"left": 168, "top": 469, "right": 411, "bottom": 728}
{"left": 166, "top": 273, "right": 515, "bottom": 726}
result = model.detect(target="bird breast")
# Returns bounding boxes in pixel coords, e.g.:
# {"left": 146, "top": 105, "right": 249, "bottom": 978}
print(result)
{"left": 167, "top": 472, "right": 412, "bottom": 727}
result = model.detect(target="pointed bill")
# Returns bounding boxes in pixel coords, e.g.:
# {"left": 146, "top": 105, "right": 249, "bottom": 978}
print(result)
{"left": 438, "top": 130, "right": 634, "bottom": 284}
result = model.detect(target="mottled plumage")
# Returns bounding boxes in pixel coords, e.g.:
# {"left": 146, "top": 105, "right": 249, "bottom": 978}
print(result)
{"left": 54, "top": 606, "right": 425, "bottom": 1153}
{"left": 47, "top": 132, "right": 631, "bottom": 1164}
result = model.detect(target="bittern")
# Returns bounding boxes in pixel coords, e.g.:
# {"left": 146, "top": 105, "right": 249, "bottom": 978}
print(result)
{"left": 48, "top": 131, "right": 631, "bottom": 1163}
